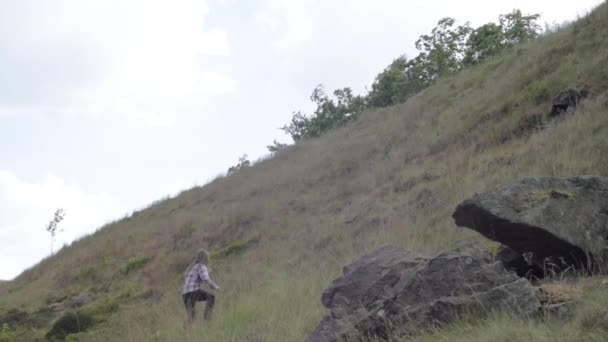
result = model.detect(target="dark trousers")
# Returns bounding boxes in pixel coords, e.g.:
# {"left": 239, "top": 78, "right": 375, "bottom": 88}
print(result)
{"left": 183, "top": 289, "right": 215, "bottom": 321}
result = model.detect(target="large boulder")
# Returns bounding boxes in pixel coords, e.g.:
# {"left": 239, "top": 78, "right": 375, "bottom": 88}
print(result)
{"left": 308, "top": 243, "right": 539, "bottom": 342}
{"left": 321, "top": 246, "right": 425, "bottom": 315}
{"left": 453, "top": 176, "right": 608, "bottom": 275}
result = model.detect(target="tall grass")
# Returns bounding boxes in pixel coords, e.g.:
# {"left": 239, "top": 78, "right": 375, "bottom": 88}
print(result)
{"left": 414, "top": 277, "right": 608, "bottom": 342}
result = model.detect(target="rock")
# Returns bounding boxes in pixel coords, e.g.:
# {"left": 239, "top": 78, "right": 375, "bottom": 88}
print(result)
{"left": 548, "top": 88, "right": 589, "bottom": 118}
{"left": 453, "top": 176, "right": 608, "bottom": 275}
{"left": 308, "top": 243, "right": 539, "bottom": 342}
{"left": 321, "top": 246, "right": 425, "bottom": 315}
{"left": 45, "top": 310, "right": 96, "bottom": 341}
{"left": 496, "top": 245, "right": 544, "bottom": 279}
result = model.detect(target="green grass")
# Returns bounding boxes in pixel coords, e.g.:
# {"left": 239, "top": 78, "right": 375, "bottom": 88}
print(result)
{"left": 414, "top": 280, "right": 608, "bottom": 342}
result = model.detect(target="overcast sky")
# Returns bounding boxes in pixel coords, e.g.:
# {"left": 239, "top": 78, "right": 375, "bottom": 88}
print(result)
{"left": 0, "top": 0, "right": 602, "bottom": 280}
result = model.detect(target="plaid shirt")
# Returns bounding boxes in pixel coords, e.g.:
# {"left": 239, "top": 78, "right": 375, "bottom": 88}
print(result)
{"left": 182, "top": 263, "right": 220, "bottom": 294}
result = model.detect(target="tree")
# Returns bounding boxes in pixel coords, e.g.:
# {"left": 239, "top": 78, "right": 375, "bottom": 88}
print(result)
{"left": 266, "top": 139, "right": 288, "bottom": 154}
{"left": 499, "top": 9, "right": 541, "bottom": 46}
{"left": 463, "top": 23, "right": 504, "bottom": 66}
{"left": 227, "top": 154, "right": 250, "bottom": 175}
{"left": 46, "top": 208, "right": 66, "bottom": 255}
{"left": 281, "top": 9, "right": 543, "bottom": 139}
{"left": 367, "top": 56, "right": 411, "bottom": 108}
{"left": 282, "top": 85, "right": 366, "bottom": 141}
{"left": 463, "top": 10, "right": 541, "bottom": 66}
{"left": 368, "top": 18, "right": 474, "bottom": 109}
{"left": 414, "top": 17, "right": 473, "bottom": 81}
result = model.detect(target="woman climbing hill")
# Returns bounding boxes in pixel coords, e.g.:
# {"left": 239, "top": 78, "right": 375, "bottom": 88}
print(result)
{"left": 182, "top": 249, "right": 220, "bottom": 322}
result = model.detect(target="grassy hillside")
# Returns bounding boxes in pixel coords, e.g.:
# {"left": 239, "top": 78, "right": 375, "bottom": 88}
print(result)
{"left": 2, "top": 3, "right": 608, "bottom": 341}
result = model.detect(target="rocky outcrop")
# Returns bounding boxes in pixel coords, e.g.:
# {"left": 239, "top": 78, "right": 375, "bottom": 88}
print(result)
{"left": 308, "top": 243, "right": 539, "bottom": 342}
{"left": 495, "top": 244, "right": 544, "bottom": 279}
{"left": 453, "top": 176, "right": 608, "bottom": 276}
{"left": 549, "top": 88, "right": 589, "bottom": 118}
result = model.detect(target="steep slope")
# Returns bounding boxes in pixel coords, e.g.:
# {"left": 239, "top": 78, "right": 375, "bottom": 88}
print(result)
{"left": 2, "top": 4, "right": 608, "bottom": 341}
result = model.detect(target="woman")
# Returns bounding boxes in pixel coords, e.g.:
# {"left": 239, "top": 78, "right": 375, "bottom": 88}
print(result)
{"left": 182, "top": 249, "right": 220, "bottom": 322}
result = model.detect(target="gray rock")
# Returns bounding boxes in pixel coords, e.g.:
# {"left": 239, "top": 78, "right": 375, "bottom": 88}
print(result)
{"left": 453, "top": 176, "right": 608, "bottom": 274}
{"left": 308, "top": 243, "right": 539, "bottom": 342}
{"left": 549, "top": 88, "right": 589, "bottom": 118}
{"left": 321, "top": 246, "right": 425, "bottom": 315}
{"left": 496, "top": 244, "right": 544, "bottom": 279}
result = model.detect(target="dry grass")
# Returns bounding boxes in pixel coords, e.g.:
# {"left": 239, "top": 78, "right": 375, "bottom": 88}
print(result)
{"left": 413, "top": 277, "right": 608, "bottom": 342}
{"left": 1, "top": 3, "right": 608, "bottom": 341}
{"left": 537, "top": 281, "right": 583, "bottom": 306}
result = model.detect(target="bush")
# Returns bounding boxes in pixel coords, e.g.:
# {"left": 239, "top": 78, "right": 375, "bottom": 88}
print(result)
{"left": 120, "top": 256, "right": 151, "bottom": 275}
{"left": 0, "top": 323, "right": 22, "bottom": 342}
{"left": 0, "top": 308, "right": 28, "bottom": 327}
{"left": 282, "top": 85, "right": 366, "bottom": 141}
{"left": 83, "top": 293, "right": 124, "bottom": 321}
{"left": 227, "top": 155, "right": 251, "bottom": 175}
{"left": 46, "top": 311, "right": 95, "bottom": 341}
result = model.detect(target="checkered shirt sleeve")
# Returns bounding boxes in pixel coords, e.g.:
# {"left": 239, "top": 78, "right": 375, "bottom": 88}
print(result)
{"left": 182, "top": 264, "right": 220, "bottom": 294}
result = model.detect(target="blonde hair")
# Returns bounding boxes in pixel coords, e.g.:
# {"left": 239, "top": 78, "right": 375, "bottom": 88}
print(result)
{"left": 186, "top": 248, "right": 209, "bottom": 274}
{"left": 194, "top": 248, "right": 209, "bottom": 265}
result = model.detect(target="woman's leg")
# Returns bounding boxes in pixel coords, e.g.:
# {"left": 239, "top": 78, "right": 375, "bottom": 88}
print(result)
{"left": 183, "top": 293, "right": 197, "bottom": 322}
{"left": 203, "top": 293, "right": 215, "bottom": 320}
{"left": 184, "top": 290, "right": 214, "bottom": 322}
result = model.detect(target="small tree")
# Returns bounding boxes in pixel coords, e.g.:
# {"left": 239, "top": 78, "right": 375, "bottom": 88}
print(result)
{"left": 463, "top": 23, "right": 504, "bottom": 66}
{"left": 367, "top": 56, "right": 410, "bottom": 108}
{"left": 267, "top": 140, "right": 288, "bottom": 154}
{"left": 227, "top": 155, "right": 251, "bottom": 175}
{"left": 463, "top": 10, "right": 541, "bottom": 66}
{"left": 414, "top": 17, "right": 473, "bottom": 81}
{"left": 46, "top": 208, "right": 66, "bottom": 255}
{"left": 282, "top": 84, "right": 366, "bottom": 141}
{"left": 499, "top": 9, "right": 541, "bottom": 46}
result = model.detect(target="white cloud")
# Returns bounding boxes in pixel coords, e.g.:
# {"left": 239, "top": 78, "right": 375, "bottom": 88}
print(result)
{"left": 116, "top": 105, "right": 178, "bottom": 129}
{"left": 200, "top": 28, "right": 232, "bottom": 56}
{"left": 254, "top": 0, "right": 318, "bottom": 53}
{"left": 0, "top": 170, "right": 123, "bottom": 280}
{"left": 0, "top": 0, "right": 237, "bottom": 128}
{"left": 199, "top": 71, "right": 240, "bottom": 96}
{"left": 254, "top": 11, "right": 280, "bottom": 32}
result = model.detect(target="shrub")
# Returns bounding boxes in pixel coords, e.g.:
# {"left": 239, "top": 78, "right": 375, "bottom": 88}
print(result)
{"left": 0, "top": 323, "right": 22, "bottom": 342}
{"left": 120, "top": 256, "right": 151, "bottom": 275}
{"left": 83, "top": 295, "right": 121, "bottom": 322}
{"left": 46, "top": 311, "right": 95, "bottom": 341}
{"left": 227, "top": 155, "right": 251, "bottom": 175}
{"left": 0, "top": 308, "right": 28, "bottom": 327}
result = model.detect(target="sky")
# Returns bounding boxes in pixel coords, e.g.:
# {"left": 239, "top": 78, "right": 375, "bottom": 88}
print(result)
{"left": 0, "top": 0, "right": 603, "bottom": 280}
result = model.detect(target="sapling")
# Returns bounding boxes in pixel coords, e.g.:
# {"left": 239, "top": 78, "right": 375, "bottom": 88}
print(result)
{"left": 46, "top": 209, "right": 66, "bottom": 255}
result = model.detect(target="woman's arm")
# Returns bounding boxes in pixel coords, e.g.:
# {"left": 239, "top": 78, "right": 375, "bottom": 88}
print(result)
{"left": 199, "top": 265, "right": 220, "bottom": 290}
